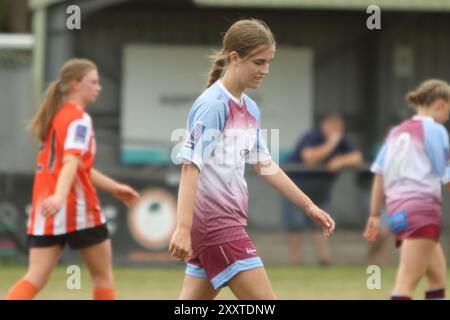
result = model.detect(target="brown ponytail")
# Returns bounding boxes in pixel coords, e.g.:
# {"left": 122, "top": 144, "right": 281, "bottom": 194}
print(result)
{"left": 27, "top": 58, "right": 97, "bottom": 142}
{"left": 405, "top": 79, "right": 450, "bottom": 108}
{"left": 206, "top": 19, "right": 276, "bottom": 88}
{"left": 206, "top": 51, "right": 227, "bottom": 88}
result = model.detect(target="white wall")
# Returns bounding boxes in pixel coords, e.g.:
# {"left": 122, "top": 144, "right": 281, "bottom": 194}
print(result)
{"left": 0, "top": 62, "right": 35, "bottom": 173}
{"left": 120, "top": 44, "right": 314, "bottom": 163}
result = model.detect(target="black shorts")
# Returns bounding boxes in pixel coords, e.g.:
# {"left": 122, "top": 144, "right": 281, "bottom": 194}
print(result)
{"left": 27, "top": 224, "right": 109, "bottom": 250}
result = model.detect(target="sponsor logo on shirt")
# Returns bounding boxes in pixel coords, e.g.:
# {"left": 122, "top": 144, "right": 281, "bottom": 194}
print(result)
{"left": 184, "top": 122, "right": 205, "bottom": 149}
{"left": 74, "top": 125, "right": 88, "bottom": 143}
{"left": 240, "top": 148, "right": 250, "bottom": 160}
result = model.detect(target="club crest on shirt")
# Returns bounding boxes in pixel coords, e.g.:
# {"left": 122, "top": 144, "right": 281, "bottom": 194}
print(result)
{"left": 74, "top": 125, "right": 87, "bottom": 143}
{"left": 185, "top": 122, "right": 205, "bottom": 149}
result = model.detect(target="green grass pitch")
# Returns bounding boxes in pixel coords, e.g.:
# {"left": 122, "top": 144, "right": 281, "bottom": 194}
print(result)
{"left": 2, "top": 264, "right": 447, "bottom": 300}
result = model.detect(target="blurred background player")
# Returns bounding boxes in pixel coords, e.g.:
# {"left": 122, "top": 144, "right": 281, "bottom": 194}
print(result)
{"left": 364, "top": 79, "right": 450, "bottom": 300}
{"left": 6, "top": 58, "right": 140, "bottom": 300}
{"left": 363, "top": 123, "right": 396, "bottom": 266}
{"left": 283, "top": 114, "right": 362, "bottom": 266}
{"left": 169, "top": 19, "right": 335, "bottom": 300}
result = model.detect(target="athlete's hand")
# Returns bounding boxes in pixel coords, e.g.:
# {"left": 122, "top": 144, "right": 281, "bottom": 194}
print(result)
{"left": 364, "top": 216, "right": 380, "bottom": 241}
{"left": 41, "top": 194, "right": 64, "bottom": 217}
{"left": 305, "top": 204, "right": 335, "bottom": 239}
{"left": 113, "top": 184, "right": 140, "bottom": 207}
{"left": 169, "top": 227, "right": 192, "bottom": 262}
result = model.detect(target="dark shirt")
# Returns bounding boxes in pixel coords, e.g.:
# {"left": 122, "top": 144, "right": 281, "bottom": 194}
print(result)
{"left": 285, "top": 128, "right": 357, "bottom": 204}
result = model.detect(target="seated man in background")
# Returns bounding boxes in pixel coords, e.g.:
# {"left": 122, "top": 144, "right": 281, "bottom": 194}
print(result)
{"left": 283, "top": 114, "right": 363, "bottom": 265}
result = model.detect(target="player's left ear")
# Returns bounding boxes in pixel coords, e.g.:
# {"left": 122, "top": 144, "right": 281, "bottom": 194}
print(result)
{"left": 229, "top": 51, "right": 240, "bottom": 66}
{"left": 70, "top": 80, "right": 80, "bottom": 92}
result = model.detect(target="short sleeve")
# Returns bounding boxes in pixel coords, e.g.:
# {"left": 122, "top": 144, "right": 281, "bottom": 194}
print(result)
{"left": 370, "top": 141, "right": 387, "bottom": 174}
{"left": 248, "top": 127, "right": 272, "bottom": 164}
{"left": 63, "top": 116, "right": 92, "bottom": 155}
{"left": 246, "top": 102, "right": 271, "bottom": 164}
{"left": 423, "top": 121, "right": 450, "bottom": 184}
{"left": 177, "top": 101, "right": 227, "bottom": 170}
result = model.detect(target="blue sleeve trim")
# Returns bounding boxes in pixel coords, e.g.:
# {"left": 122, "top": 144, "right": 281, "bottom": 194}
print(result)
{"left": 371, "top": 141, "right": 387, "bottom": 174}
{"left": 423, "top": 121, "right": 449, "bottom": 178}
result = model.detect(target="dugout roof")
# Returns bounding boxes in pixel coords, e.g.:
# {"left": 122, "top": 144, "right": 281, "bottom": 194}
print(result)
{"left": 29, "top": 0, "right": 450, "bottom": 12}
{"left": 194, "top": 0, "right": 450, "bottom": 11}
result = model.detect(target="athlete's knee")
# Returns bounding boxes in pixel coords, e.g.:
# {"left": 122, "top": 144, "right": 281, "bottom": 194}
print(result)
{"left": 394, "top": 277, "right": 420, "bottom": 295}
{"left": 254, "top": 289, "right": 277, "bottom": 300}
{"left": 427, "top": 273, "right": 446, "bottom": 288}
{"left": 253, "top": 285, "right": 277, "bottom": 300}
{"left": 179, "top": 275, "right": 219, "bottom": 300}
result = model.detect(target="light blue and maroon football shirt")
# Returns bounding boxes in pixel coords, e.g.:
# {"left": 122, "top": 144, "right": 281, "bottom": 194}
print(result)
{"left": 178, "top": 80, "right": 271, "bottom": 255}
{"left": 372, "top": 116, "right": 450, "bottom": 221}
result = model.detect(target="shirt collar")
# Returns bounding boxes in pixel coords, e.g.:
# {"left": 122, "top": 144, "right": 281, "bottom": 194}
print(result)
{"left": 217, "top": 79, "right": 244, "bottom": 107}
{"left": 412, "top": 115, "right": 435, "bottom": 122}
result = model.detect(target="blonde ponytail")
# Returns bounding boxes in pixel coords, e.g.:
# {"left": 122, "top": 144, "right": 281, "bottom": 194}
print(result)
{"left": 27, "top": 58, "right": 97, "bottom": 142}
{"left": 28, "top": 79, "right": 63, "bottom": 142}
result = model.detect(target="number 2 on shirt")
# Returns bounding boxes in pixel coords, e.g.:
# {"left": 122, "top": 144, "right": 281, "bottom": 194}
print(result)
{"left": 392, "top": 132, "right": 411, "bottom": 179}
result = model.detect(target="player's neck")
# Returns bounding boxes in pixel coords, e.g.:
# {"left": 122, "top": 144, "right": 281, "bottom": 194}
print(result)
{"left": 416, "top": 107, "right": 434, "bottom": 119}
{"left": 221, "top": 73, "right": 244, "bottom": 101}
{"left": 64, "top": 95, "right": 86, "bottom": 109}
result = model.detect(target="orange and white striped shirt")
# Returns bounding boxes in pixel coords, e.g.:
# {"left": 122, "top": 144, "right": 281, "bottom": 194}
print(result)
{"left": 28, "top": 102, "right": 105, "bottom": 236}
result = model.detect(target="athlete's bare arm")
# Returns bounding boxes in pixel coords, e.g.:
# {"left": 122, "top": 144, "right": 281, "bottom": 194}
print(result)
{"left": 41, "top": 154, "right": 80, "bottom": 217}
{"left": 364, "top": 174, "right": 384, "bottom": 241}
{"left": 253, "top": 160, "right": 335, "bottom": 238}
{"left": 169, "top": 162, "right": 199, "bottom": 260}
{"left": 90, "top": 168, "right": 140, "bottom": 206}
